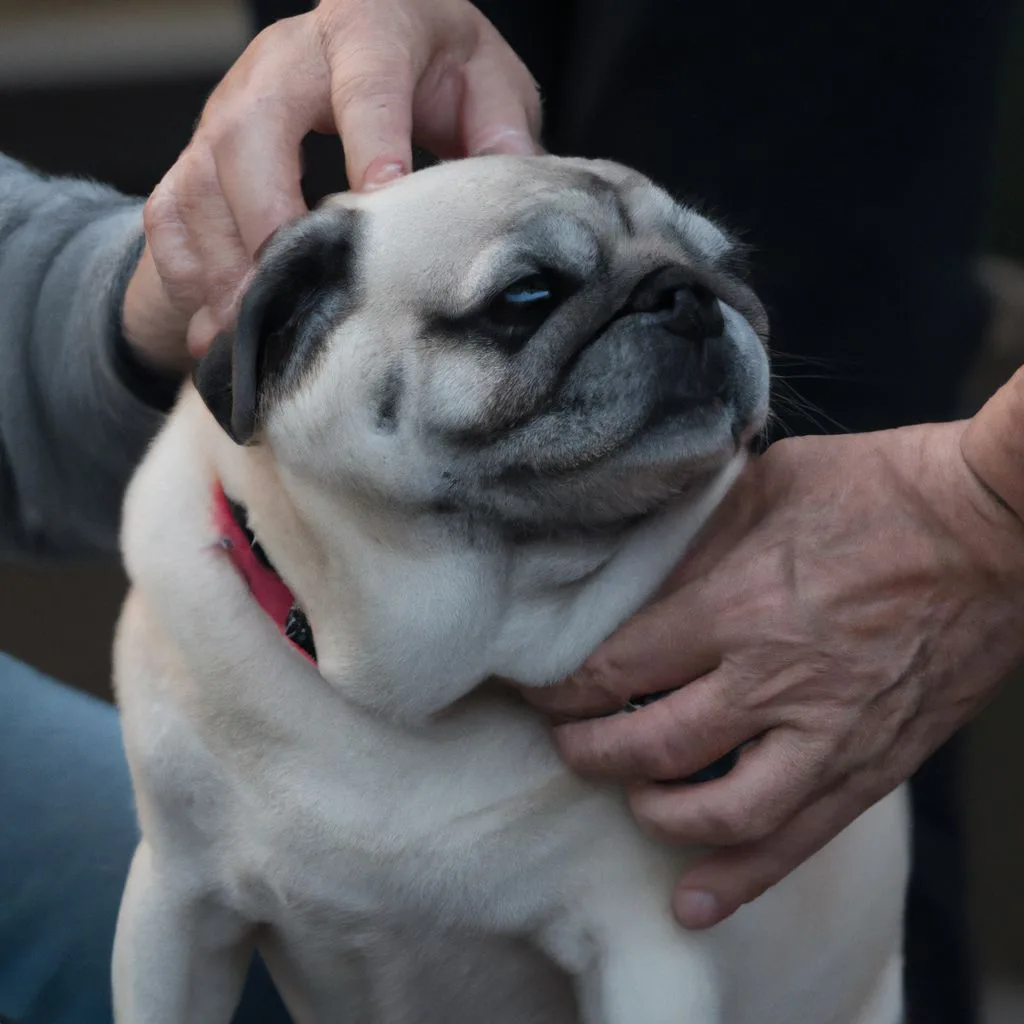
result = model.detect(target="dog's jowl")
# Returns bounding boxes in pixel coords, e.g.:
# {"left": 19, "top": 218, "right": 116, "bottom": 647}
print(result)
{"left": 111, "top": 156, "right": 908, "bottom": 1024}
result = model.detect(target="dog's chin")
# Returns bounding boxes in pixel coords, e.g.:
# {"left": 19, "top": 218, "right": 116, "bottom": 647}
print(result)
{"left": 449, "top": 414, "right": 746, "bottom": 540}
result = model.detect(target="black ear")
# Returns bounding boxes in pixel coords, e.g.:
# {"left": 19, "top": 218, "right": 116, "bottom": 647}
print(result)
{"left": 192, "top": 204, "right": 361, "bottom": 444}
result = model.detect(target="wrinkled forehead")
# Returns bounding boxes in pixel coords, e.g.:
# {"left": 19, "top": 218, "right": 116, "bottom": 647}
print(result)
{"left": 329, "top": 156, "right": 734, "bottom": 301}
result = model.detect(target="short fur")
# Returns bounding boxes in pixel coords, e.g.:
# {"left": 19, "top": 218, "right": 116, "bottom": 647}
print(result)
{"left": 112, "top": 155, "right": 908, "bottom": 1024}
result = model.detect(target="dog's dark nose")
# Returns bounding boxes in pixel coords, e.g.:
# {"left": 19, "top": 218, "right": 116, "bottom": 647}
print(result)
{"left": 627, "top": 267, "right": 724, "bottom": 342}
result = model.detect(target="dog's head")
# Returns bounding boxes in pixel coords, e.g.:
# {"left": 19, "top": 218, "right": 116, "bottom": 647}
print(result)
{"left": 195, "top": 155, "right": 769, "bottom": 537}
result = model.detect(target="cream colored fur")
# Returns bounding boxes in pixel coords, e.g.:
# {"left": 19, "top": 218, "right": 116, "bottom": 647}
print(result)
{"left": 111, "top": 156, "right": 908, "bottom": 1024}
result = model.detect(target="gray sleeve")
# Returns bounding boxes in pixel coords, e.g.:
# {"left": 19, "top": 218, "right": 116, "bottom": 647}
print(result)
{"left": 0, "top": 153, "right": 181, "bottom": 562}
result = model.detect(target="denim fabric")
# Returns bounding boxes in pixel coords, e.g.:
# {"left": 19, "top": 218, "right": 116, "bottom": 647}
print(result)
{"left": 0, "top": 654, "right": 291, "bottom": 1024}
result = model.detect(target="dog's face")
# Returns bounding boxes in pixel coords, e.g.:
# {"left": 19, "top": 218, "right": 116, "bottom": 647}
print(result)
{"left": 196, "top": 156, "right": 769, "bottom": 535}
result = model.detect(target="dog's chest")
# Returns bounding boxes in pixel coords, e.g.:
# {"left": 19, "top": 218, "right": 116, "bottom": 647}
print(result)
{"left": 189, "top": 685, "right": 616, "bottom": 934}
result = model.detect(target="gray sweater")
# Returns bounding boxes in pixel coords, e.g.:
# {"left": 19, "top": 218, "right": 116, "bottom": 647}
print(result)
{"left": 0, "top": 154, "right": 179, "bottom": 562}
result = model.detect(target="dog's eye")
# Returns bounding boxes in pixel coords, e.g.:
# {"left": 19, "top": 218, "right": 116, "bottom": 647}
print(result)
{"left": 502, "top": 277, "right": 553, "bottom": 307}
{"left": 482, "top": 273, "right": 560, "bottom": 340}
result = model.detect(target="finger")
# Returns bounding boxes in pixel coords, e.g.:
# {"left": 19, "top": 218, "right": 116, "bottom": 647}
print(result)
{"left": 514, "top": 681, "right": 587, "bottom": 720}
{"left": 186, "top": 250, "right": 266, "bottom": 360}
{"left": 186, "top": 306, "right": 225, "bottom": 361}
{"left": 203, "top": 17, "right": 325, "bottom": 256}
{"left": 460, "top": 48, "right": 541, "bottom": 156}
{"left": 328, "top": 44, "right": 417, "bottom": 191}
{"left": 211, "top": 98, "right": 310, "bottom": 258}
{"left": 145, "top": 143, "right": 250, "bottom": 337}
{"left": 143, "top": 177, "right": 205, "bottom": 316}
{"left": 179, "top": 182, "right": 250, "bottom": 324}
{"left": 515, "top": 673, "right": 631, "bottom": 719}
{"left": 627, "top": 730, "right": 827, "bottom": 847}
{"left": 553, "top": 584, "right": 726, "bottom": 718}
{"left": 672, "top": 782, "right": 867, "bottom": 930}
{"left": 554, "top": 672, "right": 753, "bottom": 781}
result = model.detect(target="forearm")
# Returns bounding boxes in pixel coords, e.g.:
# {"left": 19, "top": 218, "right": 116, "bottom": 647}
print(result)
{"left": 0, "top": 155, "right": 180, "bottom": 561}
{"left": 962, "top": 364, "right": 1024, "bottom": 525}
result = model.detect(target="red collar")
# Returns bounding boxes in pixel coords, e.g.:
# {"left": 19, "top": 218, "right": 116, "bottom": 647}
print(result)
{"left": 212, "top": 483, "right": 317, "bottom": 664}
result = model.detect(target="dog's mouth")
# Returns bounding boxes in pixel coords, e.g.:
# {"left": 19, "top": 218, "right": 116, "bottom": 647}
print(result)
{"left": 429, "top": 276, "right": 769, "bottom": 533}
{"left": 483, "top": 309, "right": 758, "bottom": 477}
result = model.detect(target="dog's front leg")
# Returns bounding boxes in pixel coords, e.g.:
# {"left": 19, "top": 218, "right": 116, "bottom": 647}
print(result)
{"left": 577, "top": 916, "right": 721, "bottom": 1024}
{"left": 112, "top": 841, "right": 253, "bottom": 1024}
{"left": 542, "top": 859, "right": 721, "bottom": 1024}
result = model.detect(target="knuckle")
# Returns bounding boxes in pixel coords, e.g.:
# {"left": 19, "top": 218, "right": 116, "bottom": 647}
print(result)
{"left": 142, "top": 193, "right": 189, "bottom": 271}
{"left": 315, "top": 0, "right": 376, "bottom": 41}
{"left": 154, "top": 150, "right": 220, "bottom": 223}
{"left": 324, "top": 20, "right": 414, "bottom": 97}
{"left": 142, "top": 187, "right": 177, "bottom": 239}
{"left": 636, "top": 813, "right": 683, "bottom": 846}
{"left": 714, "top": 814, "right": 748, "bottom": 847}
{"left": 629, "top": 792, "right": 684, "bottom": 844}
{"left": 247, "top": 18, "right": 289, "bottom": 57}
{"left": 573, "top": 653, "right": 620, "bottom": 700}
{"left": 741, "top": 800, "right": 786, "bottom": 843}
{"left": 202, "top": 112, "right": 243, "bottom": 155}
{"left": 645, "top": 737, "right": 686, "bottom": 781}
{"left": 693, "top": 801, "right": 750, "bottom": 846}
{"left": 331, "top": 65, "right": 408, "bottom": 116}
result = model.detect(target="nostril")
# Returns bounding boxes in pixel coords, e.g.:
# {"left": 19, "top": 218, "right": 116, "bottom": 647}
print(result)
{"left": 626, "top": 266, "right": 692, "bottom": 314}
{"left": 648, "top": 288, "right": 678, "bottom": 316}
{"left": 670, "top": 282, "right": 724, "bottom": 341}
{"left": 626, "top": 267, "right": 724, "bottom": 341}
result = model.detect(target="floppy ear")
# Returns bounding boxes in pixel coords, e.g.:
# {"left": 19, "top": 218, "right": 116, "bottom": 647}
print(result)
{"left": 193, "top": 204, "right": 361, "bottom": 444}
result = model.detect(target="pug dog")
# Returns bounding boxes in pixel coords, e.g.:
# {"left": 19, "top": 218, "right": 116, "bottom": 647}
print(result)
{"left": 111, "top": 155, "right": 909, "bottom": 1024}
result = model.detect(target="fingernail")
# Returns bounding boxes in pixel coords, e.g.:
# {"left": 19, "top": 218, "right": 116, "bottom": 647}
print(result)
{"left": 675, "top": 889, "right": 721, "bottom": 930}
{"left": 362, "top": 161, "right": 407, "bottom": 191}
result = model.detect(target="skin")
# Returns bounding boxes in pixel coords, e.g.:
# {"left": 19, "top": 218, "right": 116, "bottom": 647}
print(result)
{"left": 124, "top": 0, "right": 540, "bottom": 365}
{"left": 120, "top": 0, "right": 1024, "bottom": 939}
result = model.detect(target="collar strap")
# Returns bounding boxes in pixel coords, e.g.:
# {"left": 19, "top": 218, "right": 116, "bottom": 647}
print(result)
{"left": 212, "top": 483, "right": 317, "bottom": 664}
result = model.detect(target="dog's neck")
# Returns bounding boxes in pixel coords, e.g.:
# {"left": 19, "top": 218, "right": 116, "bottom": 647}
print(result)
{"left": 212, "top": 434, "right": 743, "bottom": 724}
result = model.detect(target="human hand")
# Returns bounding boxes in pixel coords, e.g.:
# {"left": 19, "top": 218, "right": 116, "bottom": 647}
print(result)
{"left": 529, "top": 422, "right": 1024, "bottom": 929}
{"left": 121, "top": 245, "right": 191, "bottom": 377}
{"left": 144, "top": 0, "right": 540, "bottom": 358}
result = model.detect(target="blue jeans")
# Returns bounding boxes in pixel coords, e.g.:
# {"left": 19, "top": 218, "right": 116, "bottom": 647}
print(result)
{"left": 0, "top": 653, "right": 291, "bottom": 1024}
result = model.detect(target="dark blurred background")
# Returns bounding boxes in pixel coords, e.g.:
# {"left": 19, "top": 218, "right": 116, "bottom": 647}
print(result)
{"left": 0, "top": 1, "right": 1023, "bottom": 1018}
